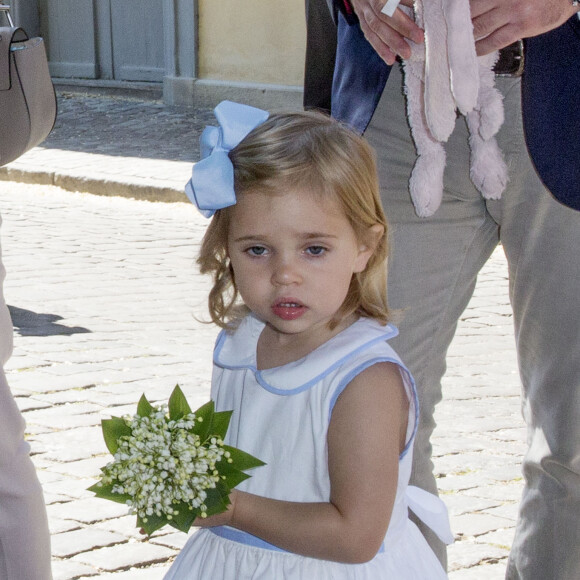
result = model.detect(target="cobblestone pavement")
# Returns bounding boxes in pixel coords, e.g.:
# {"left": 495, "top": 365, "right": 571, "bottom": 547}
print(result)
{"left": 0, "top": 91, "right": 525, "bottom": 579}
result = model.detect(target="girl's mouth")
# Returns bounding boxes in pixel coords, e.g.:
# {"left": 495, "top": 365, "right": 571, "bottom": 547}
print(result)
{"left": 271, "top": 300, "right": 306, "bottom": 321}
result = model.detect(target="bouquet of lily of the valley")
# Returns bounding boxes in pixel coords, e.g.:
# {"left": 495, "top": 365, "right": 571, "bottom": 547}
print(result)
{"left": 89, "top": 385, "right": 264, "bottom": 536}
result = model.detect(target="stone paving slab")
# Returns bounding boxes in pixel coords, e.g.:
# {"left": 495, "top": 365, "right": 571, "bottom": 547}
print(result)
{"left": 70, "top": 542, "right": 175, "bottom": 573}
{"left": 51, "top": 528, "right": 128, "bottom": 559}
{"left": 1, "top": 166, "right": 525, "bottom": 578}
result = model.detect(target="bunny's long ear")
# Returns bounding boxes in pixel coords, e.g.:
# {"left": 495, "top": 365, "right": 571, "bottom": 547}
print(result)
{"left": 444, "top": 0, "right": 479, "bottom": 114}
{"left": 466, "top": 57, "right": 507, "bottom": 201}
{"left": 421, "top": 0, "right": 456, "bottom": 142}
{"left": 466, "top": 109, "right": 508, "bottom": 201}
{"left": 403, "top": 59, "right": 446, "bottom": 217}
{"left": 474, "top": 52, "right": 504, "bottom": 141}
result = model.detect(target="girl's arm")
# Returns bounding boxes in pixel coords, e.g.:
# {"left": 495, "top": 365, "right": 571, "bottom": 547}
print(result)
{"left": 197, "top": 361, "right": 409, "bottom": 564}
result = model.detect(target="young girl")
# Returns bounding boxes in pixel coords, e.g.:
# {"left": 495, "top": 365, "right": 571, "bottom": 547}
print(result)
{"left": 165, "top": 101, "right": 452, "bottom": 579}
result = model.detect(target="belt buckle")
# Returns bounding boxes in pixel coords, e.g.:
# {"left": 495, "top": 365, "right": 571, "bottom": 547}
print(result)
{"left": 493, "top": 40, "right": 525, "bottom": 77}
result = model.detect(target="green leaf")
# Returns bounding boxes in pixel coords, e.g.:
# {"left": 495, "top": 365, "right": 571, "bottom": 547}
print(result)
{"left": 215, "top": 457, "right": 252, "bottom": 489}
{"left": 211, "top": 410, "right": 232, "bottom": 439}
{"left": 101, "top": 417, "right": 131, "bottom": 455}
{"left": 168, "top": 384, "right": 192, "bottom": 420}
{"left": 169, "top": 501, "right": 198, "bottom": 533}
{"left": 88, "top": 481, "right": 132, "bottom": 505}
{"left": 194, "top": 400, "right": 215, "bottom": 422}
{"left": 221, "top": 468, "right": 252, "bottom": 490}
{"left": 203, "top": 482, "right": 231, "bottom": 517}
{"left": 138, "top": 512, "right": 168, "bottom": 536}
{"left": 191, "top": 400, "right": 214, "bottom": 440}
{"left": 136, "top": 394, "right": 154, "bottom": 417}
{"left": 222, "top": 445, "right": 266, "bottom": 471}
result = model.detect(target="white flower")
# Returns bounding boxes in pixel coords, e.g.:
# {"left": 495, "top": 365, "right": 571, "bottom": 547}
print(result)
{"left": 98, "top": 407, "right": 227, "bottom": 521}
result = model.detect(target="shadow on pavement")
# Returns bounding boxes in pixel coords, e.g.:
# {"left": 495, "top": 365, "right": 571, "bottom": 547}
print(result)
{"left": 8, "top": 305, "right": 91, "bottom": 336}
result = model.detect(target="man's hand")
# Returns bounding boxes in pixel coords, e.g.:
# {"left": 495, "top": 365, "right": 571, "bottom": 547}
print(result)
{"left": 471, "top": 0, "right": 579, "bottom": 55}
{"left": 351, "top": 0, "right": 424, "bottom": 64}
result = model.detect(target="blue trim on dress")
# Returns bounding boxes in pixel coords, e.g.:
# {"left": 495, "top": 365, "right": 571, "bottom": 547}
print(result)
{"left": 209, "top": 525, "right": 386, "bottom": 555}
{"left": 210, "top": 526, "right": 287, "bottom": 552}
{"left": 213, "top": 329, "right": 228, "bottom": 361}
{"left": 214, "top": 326, "right": 399, "bottom": 397}
{"left": 400, "top": 367, "right": 420, "bottom": 460}
{"left": 328, "top": 358, "right": 420, "bottom": 460}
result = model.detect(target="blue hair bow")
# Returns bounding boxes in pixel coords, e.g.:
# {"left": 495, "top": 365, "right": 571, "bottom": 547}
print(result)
{"left": 185, "top": 100, "right": 269, "bottom": 217}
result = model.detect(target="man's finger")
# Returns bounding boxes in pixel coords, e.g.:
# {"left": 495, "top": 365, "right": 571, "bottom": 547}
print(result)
{"left": 359, "top": 20, "right": 400, "bottom": 63}
{"left": 353, "top": 0, "right": 424, "bottom": 64}
{"left": 384, "top": 6, "right": 425, "bottom": 45}
{"left": 474, "top": 24, "right": 516, "bottom": 55}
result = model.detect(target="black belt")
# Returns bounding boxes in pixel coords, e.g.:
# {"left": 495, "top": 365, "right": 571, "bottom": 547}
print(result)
{"left": 493, "top": 40, "right": 525, "bottom": 76}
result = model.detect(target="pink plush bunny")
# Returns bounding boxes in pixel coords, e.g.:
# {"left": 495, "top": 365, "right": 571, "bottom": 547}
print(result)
{"left": 400, "top": 0, "right": 508, "bottom": 217}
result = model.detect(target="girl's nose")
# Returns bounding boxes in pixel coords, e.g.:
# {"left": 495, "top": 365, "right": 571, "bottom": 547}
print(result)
{"left": 271, "top": 257, "right": 301, "bottom": 286}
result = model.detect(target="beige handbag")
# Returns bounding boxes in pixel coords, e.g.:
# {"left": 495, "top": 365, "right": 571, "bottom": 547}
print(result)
{"left": 0, "top": 5, "right": 57, "bottom": 167}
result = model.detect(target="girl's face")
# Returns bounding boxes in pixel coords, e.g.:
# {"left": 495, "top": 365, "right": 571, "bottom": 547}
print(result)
{"left": 227, "top": 187, "right": 377, "bottom": 350}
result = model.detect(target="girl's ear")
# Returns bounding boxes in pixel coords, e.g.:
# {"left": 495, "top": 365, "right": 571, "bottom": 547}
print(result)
{"left": 353, "top": 224, "right": 384, "bottom": 273}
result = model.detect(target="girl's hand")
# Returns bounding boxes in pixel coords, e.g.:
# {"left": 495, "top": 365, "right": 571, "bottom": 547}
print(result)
{"left": 350, "top": 0, "right": 424, "bottom": 65}
{"left": 194, "top": 490, "right": 238, "bottom": 528}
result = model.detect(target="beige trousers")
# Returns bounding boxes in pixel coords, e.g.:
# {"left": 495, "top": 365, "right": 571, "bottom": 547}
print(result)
{"left": 0, "top": 217, "right": 52, "bottom": 580}
{"left": 366, "top": 64, "right": 580, "bottom": 579}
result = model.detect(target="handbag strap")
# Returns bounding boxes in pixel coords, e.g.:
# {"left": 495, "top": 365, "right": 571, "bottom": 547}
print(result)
{"left": 0, "top": 26, "right": 29, "bottom": 91}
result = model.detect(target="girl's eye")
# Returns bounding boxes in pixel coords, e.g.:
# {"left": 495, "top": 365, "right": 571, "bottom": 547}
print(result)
{"left": 306, "top": 246, "right": 327, "bottom": 256}
{"left": 246, "top": 246, "right": 268, "bottom": 257}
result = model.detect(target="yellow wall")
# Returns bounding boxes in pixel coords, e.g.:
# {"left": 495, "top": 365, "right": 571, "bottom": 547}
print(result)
{"left": 198, "top": 0, "right": 306, "bottom": 87}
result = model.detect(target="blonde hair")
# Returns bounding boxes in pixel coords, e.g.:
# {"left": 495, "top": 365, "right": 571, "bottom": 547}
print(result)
{"left": 197, "top": 110, "right": 390, "bottom": 329}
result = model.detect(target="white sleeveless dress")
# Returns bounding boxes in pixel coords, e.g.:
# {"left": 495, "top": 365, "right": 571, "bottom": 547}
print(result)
{"left": 164, "top": 315, "right": 452, "bottom": 579}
